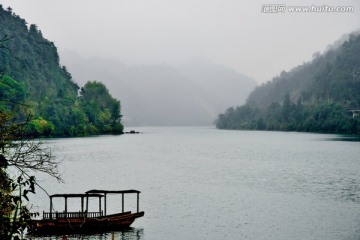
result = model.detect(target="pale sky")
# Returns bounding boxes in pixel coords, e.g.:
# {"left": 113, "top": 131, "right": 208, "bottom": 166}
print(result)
{"left": 1, "top": 0, "right": 359, "bottom": 83}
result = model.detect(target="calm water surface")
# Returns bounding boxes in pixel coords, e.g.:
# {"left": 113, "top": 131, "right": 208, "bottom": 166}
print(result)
{"left": 31, "top": 127, "right": 360, "bottom": 240}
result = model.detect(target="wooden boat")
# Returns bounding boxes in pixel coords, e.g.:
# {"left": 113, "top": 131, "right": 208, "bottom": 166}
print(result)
{"left": 31, "top": 189, "right": 145, "bottom": 235}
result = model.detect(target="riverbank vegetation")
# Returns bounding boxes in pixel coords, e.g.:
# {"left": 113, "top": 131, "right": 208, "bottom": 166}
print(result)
{"left": 217, "top": 32, "right": 360, "bottom": 134}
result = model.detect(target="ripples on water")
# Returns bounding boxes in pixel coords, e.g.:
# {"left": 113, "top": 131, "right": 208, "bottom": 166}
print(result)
{"left": 31, "top": 127, "right": 360, "bottom": 240}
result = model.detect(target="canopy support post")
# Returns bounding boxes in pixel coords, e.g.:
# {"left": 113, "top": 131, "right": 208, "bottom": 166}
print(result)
{"left": 81, "top": 196, "right": 84, "bottom": 213}
{"left": 50, "top": 197, "right": 53, "bottom": 219}
{"left": 86, "top": 194, "right": 89, "bottom": 215}
{"left": 137, "top": 193, "right": 139, "bottom": 213}
{"left": 65, "top": 197, "right": 68, "bottom": 214}
{"left": 122, "top": 193, "right": 124, "bottom": 213}
{"left": 104, "top": 193, "right": 107, "bottom": 216}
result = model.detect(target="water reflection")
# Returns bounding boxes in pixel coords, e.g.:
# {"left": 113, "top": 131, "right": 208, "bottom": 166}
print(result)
{"left": 30, "top": 228, "right": 144, "bottom": 240}
{"left": 326, "top": 134, "right": 360, "bottom": 142}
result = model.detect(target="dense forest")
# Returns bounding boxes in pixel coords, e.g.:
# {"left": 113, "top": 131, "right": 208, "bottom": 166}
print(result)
{"left": 0, "top": 6, "right": 123, "bottom": 137}
{"left": 217, "top": 32, "right": 360, "bottom": 134}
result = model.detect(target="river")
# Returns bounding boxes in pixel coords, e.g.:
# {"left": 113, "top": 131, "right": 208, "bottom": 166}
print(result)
{"left": 31, "top": 127, "right": 360, "bottom": 240}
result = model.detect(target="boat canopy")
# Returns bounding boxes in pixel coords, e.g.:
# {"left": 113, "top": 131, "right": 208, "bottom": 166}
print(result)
{"left": 86, "top": 189, "right": 141, "bottom": 194}
{"left": 46, "top": 190, "right": 141, "bottom": 217}
{"left": 86, "top": 189, "right": 141, "bottom": 215}
{"left": 48, "top": 193, "right": 104, "bottom": 216}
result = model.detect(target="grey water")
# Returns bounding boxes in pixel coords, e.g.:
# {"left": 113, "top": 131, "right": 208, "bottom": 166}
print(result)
{"left": 31, "top": 127, "right": 360, "bottom": 240}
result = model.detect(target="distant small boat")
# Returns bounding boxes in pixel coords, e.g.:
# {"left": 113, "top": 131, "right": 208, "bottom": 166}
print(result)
{"left": 30, "top": 189, "right": 145, "bottom": 235}
{"left": 125, "top": 130, "right": 141, "bottom": 134}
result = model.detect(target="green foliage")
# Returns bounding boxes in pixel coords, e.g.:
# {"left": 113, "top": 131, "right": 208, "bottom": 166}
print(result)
{"left": 0, "top": 172, "right": 37, "bottom": 240}
{"left": 26, "top": 117, "right": 55, "bottom": 137}
{"left": 217, "top": 33, "right": 360, "bottom": 134}
{"left": 0, "top": 6, "right": 123, "bottom": 137}
{"left": 79, "top": 81, "right": 123, "bottom": 134}
{"left": 217, "top": 100, "right": 360, "bottom": 134}
{"left": 0, "top": 75, "right": 25, "bottom": 111}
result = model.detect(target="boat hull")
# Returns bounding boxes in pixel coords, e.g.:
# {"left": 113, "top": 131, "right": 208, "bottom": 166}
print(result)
{"left": 31, "top": 211, "right": 145, "bottom": 235}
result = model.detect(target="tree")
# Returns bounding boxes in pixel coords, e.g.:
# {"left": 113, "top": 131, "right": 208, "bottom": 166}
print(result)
{"left": 0, "top": 92, "right": 62, "bottom": 240}
{"left": 1, "top": 36, "right": 61, "bottom": 239}
{"left": 1, "top": 7, "right": 124, "bottom": 137}
{"left": 79, "top": 81, "right": 123, "bottom": 134}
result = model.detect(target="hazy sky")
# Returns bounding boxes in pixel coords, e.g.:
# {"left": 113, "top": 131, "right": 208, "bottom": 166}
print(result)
{"left": 1, "top": 0, "right": 359, "bottom": 83}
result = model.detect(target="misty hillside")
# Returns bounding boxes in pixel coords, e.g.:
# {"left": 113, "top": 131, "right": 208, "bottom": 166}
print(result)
{"left": 60, "top": 51, "right": 257, "bottom": 126}
{"left": 246, "top": 32, "right": 360, "bottom": 108}
{"left": 0, "top": 6, "right": 123, "bottom": 136}
{"left": 217, "top": 32, "right": 360, "bottom": 134}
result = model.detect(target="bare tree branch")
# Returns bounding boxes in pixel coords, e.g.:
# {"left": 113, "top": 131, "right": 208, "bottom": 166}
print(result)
{"left": 0, "top": 111, "right": 63, "bottom": 183}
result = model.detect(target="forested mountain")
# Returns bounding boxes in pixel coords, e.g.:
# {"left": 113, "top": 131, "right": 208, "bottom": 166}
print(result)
{"left": 0, "top": 6, "right": 123, "bottom": 136}
{"left": 217, "top": 32, "right": 360, "bottom": 134}
{"left": 60, "top": 51, "right": 257, "bottom": 126}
